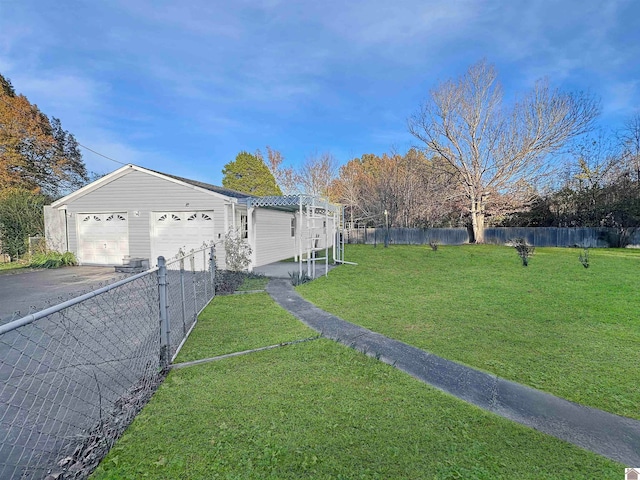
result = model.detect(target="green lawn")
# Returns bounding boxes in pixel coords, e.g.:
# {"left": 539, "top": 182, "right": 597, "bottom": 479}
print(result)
{"left": 297, "top": 244, "right": 640, "bottom": 420}
{"left": 92, "top": 293, "right": 621, "bottom": 479}
{"left": 174, "top": 293, "right": 314, "bottom": 363}
{"left": 236, "top": 276, "right": 270, "bottom": 291}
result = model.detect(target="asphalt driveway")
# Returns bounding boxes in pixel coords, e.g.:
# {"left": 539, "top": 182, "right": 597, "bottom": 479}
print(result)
{"left": 0, "top": 266, "right": 120, "bottom": 324}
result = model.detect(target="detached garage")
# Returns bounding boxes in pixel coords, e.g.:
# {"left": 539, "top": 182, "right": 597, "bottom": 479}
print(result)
{"left": 44, "top": 164, "right": 343, "bottom": 272}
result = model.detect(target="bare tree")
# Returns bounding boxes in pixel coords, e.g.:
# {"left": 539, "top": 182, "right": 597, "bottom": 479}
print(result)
{"left": 408, "top": 60, "right": 599, "bottom": 242}
{"left": 258, "top": 146, "right": 299, "bottom": 195}
{"left": 298, "top": 152, "right": 338, "bottom": 197}
{"left": 619, "top": 114, "right": 640, "bottom": 183}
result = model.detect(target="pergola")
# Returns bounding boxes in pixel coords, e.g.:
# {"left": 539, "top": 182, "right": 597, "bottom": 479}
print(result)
{"left": 246, "top": 195, "right": 347, "bottom": 277}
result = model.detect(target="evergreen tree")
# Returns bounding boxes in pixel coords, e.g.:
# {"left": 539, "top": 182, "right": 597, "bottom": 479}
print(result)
{"left": 222, "top": 151, "right": 282, "bottom": 196}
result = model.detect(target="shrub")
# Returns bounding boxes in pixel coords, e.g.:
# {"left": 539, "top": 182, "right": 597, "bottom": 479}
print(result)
{"left": 0, "top": 188, "right": 46, "bottom": 260}
{"left": 289, "top": 271, "right": 312, "bottom": 286}
{"left": 579, "top": 247, "right": 590, "bottom": 268}
{"left": 512, "top": 238, "right": 535, "bottom": 267}
{"left": 214, "top": 270, "right": 247, "bottom": 294}
{"left": 29, "top": 251, "right": 78, "bottom": 269}
{"left": 224, "top": 228, "right": 252, "bottom": 271}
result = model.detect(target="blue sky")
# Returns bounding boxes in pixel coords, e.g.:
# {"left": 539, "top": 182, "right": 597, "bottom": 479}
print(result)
{"left": 0, "top": 0, "right": 638, "bottom": 185}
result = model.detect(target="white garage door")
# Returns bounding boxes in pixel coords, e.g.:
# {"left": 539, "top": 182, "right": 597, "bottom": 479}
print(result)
{"left": 77, "top": 213, "right": 129, "bottom": 265}
{"left": 150, "top": 211, "right": 215, "bottom": 264}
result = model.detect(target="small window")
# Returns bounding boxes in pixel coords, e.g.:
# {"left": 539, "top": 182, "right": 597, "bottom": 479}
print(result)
{"left": 201, "top": 213, "right": 212, "bottom": 221}
{"left": 171, "top": 214, "right": 181, "bottom": 221}
{"left": 291, "top": 217, "right": 296, "bottom": 237}
{"left": 240, "top": 214, "right": 248, "bottom": 239}
{"left": 187, "top": 213, "right": 197, "bottom": 221}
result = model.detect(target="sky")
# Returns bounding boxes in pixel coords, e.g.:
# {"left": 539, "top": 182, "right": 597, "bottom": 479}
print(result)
{"left": 0, "top": 0, "right": 639, "bottom": 186}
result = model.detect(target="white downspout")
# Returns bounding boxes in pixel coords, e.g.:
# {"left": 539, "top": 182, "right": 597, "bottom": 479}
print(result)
{"left": 248, "top": 206, "right": 256, "bottom": 271}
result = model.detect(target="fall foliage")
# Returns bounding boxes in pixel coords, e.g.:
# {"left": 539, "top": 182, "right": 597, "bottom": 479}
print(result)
{"left": 0, "top": 73, "right": 88, "bottom": 198}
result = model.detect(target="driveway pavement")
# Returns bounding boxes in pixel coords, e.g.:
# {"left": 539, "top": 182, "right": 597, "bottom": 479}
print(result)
{"left": 0, "top": 265, "right": 161, "bottom": 479}
{"left": 0, "top": 266, "right": 120, "bottom": 324}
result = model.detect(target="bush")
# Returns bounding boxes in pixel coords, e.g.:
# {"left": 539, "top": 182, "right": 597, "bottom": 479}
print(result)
{"left": 214, "top": 270, "right": 265, "bottom": 294}
{"left": 512, "top": 238, "right": 535, "bottom": 267}
{"left": 29, "top": 251, "right": 78, "bottom": 269}
{"left": 579, "top": 247, "right": 590, "bottom": 268}
{"left": 0, "top": 188, "right": 46, "bottom": 260}
{"left": 289, "top": 270, "right": 312, "bottom": 286}
{"left": 224, "top": 228, "right": 252, "bottom": 271}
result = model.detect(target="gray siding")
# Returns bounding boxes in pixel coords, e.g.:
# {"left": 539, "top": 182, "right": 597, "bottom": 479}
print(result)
{"left": 253, "top": 209, "right": 336, "bottom": 267}
{"left": 254, "top": 209, "right": 297, "bottom": 266}
{"left": 59, "top": 169, "right": 230, "bottom": 267}
{"left": 44, "top": 206, "right": 68, "bottom": 252}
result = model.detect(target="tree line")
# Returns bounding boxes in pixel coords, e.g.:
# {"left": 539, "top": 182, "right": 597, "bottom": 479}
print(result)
{"left": 0, "top": 73, "right": 88, "bottom": 259}
{"left": 225, "top": 61, "right": 637, "bottom": 243}
{"left": 4, "top": 59, "right": 639, "bottom": 256}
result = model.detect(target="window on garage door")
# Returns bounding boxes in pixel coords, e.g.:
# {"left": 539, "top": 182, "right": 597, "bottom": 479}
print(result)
{"left": 150, "top": 211, "right": 215, "bottom": 264}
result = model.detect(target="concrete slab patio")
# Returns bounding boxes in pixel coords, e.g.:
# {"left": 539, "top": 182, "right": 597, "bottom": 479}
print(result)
{"left": 266, "top": 278, "right": 640, "bottom": 466}
{"left": 253, "top": 260, "right": 335, "bottom": 279}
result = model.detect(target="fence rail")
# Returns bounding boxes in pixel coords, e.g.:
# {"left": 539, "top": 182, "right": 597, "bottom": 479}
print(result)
{"left": 0, "top": 245, "right": 216, "bottom": 479}
{"left": 346, "top": 227, "right": 640, "bottom": 247}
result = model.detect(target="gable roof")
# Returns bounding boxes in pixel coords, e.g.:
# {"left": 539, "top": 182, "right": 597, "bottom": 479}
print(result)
{"left": 154, "top": 170, "right": 251, "bottom": 199}
{"left": 51, "top": 164, "right": 253, "bottom": 208}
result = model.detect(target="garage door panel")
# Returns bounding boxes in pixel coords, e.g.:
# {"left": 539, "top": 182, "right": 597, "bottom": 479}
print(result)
{"left": 151, "top": 211, "right": 215, "bottom": 264}
{"left": 77, "top": 213, "right": 129, "bottom": 265}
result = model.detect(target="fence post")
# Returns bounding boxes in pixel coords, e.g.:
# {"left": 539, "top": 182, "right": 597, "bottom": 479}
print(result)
{"left": 190, "top": 253, "right": 197, "bottom": 319}
{"left": 209, "top": 245, "right": 216, "bottom": 296}
{"left": 179, "top": 257, "right": 187, "bottom": 336}
{"left": 203, "top": 248, "right": 208, "bottom": 298}
{"left": 157, "top": 256, "right": 170, "bottom": 369}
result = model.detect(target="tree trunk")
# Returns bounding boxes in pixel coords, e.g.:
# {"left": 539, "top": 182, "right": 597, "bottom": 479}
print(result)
{"left": 470, "top": 198, "right": 486, "bottom": 243}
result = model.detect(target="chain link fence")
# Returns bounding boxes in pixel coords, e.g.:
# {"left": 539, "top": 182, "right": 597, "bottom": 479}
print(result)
{"left": 0, "top": 245, "right": 216, "bottom": 479}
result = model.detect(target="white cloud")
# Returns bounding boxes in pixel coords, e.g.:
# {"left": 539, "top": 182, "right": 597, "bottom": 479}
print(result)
{"left": 8, "top": 73, "right": 104, "bottom": 112}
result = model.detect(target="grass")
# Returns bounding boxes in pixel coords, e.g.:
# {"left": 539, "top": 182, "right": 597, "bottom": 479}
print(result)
{"left": 297, "top": 244, "right": 640, "bottom": 420}
{"left": 92, "top": 296, "right": 621, "bottom": 479}
{"left": 173, "top": 293, "right": 314, "bottom": 363}
{"left": 0, "top": 261, "right": 28, "bottom": 274}
{"left": 236, "top": 275, "right": 269, "bottom": 291}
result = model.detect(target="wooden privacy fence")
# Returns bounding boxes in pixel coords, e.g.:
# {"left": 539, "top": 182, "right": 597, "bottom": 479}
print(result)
{"left": 346, "top": 227, "right": 640, "bottom": 248}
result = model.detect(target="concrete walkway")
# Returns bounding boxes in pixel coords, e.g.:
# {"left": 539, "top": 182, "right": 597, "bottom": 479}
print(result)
{"left": 266, "top": 278, "right": 640, "bottom": 466}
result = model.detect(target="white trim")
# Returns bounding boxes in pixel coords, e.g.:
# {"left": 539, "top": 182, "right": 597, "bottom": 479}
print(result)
{"left": 52, "top": 164, "right": 241, "bottom": 207}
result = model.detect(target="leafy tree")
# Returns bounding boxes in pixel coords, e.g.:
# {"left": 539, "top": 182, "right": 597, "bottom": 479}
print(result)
{"left": 0, "top": 188, "right": 46, "bottom": 260}
{"left": 222, "top": 151, "right": 282, "bottom": 196}
{"left": 408, "top": 60, "right": 599, "bottom": 242}
{"left": 0, "top": 73, "right": 88, "bottom": 198}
